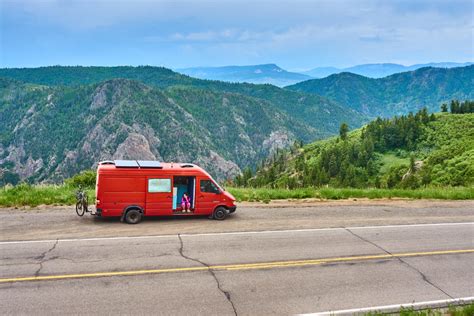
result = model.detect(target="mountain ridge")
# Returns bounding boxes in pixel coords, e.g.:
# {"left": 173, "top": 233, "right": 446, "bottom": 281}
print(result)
{"left": 287, "top": 65, "right": 474, "bottom": 117}
{"left": 176, "top": 63, "right": 313, "bottom": 87}
{"left": 302, "top": 62, "right": 473, "bottom": 78}
{"left": 1, "top": 65, "right": 471, "bottom": 184}
{"left": 0, "top": 67, "right": 365, "bottom": 183}
{"left": 0, "top": 65, "right": 367, "bottom": 136}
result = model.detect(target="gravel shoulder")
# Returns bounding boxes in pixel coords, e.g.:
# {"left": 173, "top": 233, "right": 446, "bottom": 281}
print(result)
{"left": 1, "top": 199, "right": 473, "bottom": 241}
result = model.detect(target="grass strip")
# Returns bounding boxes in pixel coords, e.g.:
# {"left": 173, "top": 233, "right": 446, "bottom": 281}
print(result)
{"left": 0, "top": 184, "right": 472, "bottom": 207}
{"left": 0, "top": 184, "right": 95, "bottom": 207}
{"left": 227, "top": 187, "right": 474, "bottom": 202}
{"left": 365, "top": 303, "right": 474, "bottom": 315}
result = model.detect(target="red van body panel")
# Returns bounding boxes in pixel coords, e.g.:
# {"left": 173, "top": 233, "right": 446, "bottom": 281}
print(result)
{"left": 95, "top": 161, "right": 236, "bottom": 218}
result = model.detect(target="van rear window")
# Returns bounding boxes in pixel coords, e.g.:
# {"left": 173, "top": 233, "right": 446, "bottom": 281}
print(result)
{"left": 148, "top": 178, "right": 171, "bottom": 193}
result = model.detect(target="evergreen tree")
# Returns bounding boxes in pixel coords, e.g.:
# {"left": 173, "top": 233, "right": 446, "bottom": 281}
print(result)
{"left": 339, "top": 123, "right": 349, "bottom": 140}
{"left": 450, "top": 100, "right": 460, "bottom": 113}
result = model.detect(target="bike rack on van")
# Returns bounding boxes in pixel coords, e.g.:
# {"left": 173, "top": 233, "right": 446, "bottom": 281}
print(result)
{"left": 75, "top": 187, "right": 97, "bottom": 217}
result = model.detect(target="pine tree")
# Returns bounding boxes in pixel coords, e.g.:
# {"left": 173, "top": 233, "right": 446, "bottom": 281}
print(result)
{"left": 420, "top": 107, "right": 430, "bottom": 124}
{"left": 441, "top": 103, "right": 448, "bottom": 112}
{"left": 450, "top": 100, "right": 460, "bottom": 113}
{"left": 339, "top": 123, "right": 349, "bottom": 141}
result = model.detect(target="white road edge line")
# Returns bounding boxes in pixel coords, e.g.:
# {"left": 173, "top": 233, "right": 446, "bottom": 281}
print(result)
{"left": 298, "top": 296, "right": 474, "bottom": 315}
{"left": 1, "top": 222, "right": 473, "bottom": 245}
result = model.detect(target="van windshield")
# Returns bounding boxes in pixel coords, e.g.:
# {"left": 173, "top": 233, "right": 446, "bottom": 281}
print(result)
{"left": 208, "top": 176, "right": 224, "bottom": 192}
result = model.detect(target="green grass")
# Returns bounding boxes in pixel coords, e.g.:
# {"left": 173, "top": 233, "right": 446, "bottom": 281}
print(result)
{"left": 379, "top": 152, "right": 409, "bottom": 174}
{"left": 0, "top": 184, "right": 94, "bottom": 207}
{"left": 227, "top": 187, "right": 474, "bottom": 202}
{"left": 365, "top": 303, "right": 474, "bottom": 316}
{"left": 0, "top": 184, "right": 472, "bottom": 207}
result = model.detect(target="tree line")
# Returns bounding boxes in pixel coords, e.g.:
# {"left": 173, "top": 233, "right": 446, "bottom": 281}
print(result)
{"left": 234, "top": 100, "right": 473, "bottom": 189}
{"left": 441, "top": 100, "right": 474, "bottom": 114}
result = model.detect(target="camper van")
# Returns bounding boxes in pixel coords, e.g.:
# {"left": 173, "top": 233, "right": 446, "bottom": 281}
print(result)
{"left": 95, "top": 160, "right": 236, "bottom": 224}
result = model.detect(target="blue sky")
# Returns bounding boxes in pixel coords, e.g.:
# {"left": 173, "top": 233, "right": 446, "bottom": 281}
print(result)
{"left": 1, "top": 0, "right": 472, "bottom": 70}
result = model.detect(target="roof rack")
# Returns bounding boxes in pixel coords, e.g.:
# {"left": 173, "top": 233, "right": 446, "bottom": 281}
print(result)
{"left": 114, "top": 160, "right": 139, "bottom": 168}
{"left": 137, "top": 160, "right": 163, "bottom": 168}
{"left": 112, "top": 160, "right": 164, "bottom": 169}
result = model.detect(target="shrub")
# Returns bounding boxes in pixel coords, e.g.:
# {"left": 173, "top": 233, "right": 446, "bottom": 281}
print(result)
{"left": 65, "top": 170, "right": 96, "bottom": 188}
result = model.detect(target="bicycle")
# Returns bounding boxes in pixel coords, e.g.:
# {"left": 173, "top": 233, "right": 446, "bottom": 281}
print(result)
{"left": 75, "top": 188, "right": 89, "bottom": 216}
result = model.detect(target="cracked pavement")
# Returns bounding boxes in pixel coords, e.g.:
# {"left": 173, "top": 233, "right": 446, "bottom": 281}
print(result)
{"left": 178, "top": 234, "right": 238, "bottom": 316}
{"left": 345, "top": 228, "right": 454, "bottom": 299}
{"left": 34, "top": 239, "right": 58, "bottom": 277}
{"left": 1, "top": 207, "right": 473, "bottom": 315}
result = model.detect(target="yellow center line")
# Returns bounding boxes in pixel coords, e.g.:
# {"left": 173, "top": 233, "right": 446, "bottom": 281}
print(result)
{"left": 1, "top": 249, "right": 473, "bottom": 283}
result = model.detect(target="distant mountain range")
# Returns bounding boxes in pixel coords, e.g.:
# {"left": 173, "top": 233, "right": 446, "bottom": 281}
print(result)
{"left": 176, "top": 62, "right": 473, "bottom": 86}
{"left": 288, "top": 65, "right": 474, "bottom": 117}
{"left": 176, "top": 64, "right": 312, "bottom": 87}
{"left": 303, "top": 62, "right": 473, "bottom": 79}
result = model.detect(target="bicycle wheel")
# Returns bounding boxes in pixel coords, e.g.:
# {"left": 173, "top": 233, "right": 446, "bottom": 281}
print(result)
{"left": 76, "top": 201, "right": 85, "bottom": 216}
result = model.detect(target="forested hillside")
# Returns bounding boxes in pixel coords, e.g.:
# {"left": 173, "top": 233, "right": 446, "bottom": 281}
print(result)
{"left": 1, "top": 65, "right": 471, "bottom": 185}
{"left": 287, "top": 66, "right": 474, "bottom": 117}
{"left": 0, "top": 77, "right": 324, "bottom": 183}
{"left": 239, "top": 109, "right": 474, "bottom": 189}
{"left": 0, "top": 66, "right": 366, "bottom": 136}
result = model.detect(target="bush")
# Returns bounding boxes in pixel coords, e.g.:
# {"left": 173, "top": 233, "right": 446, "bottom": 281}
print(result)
{"left": 65, "top": 170, "right": 96, "bottom": 188}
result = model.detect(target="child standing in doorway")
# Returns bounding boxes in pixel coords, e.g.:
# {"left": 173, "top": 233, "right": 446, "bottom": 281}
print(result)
{"left": 181, "top": 192, "right": 191, "bottom": 213}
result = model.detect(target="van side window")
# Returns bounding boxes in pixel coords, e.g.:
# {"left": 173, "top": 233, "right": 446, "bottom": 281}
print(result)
{"left": 148, "top": 179, "right": 171, "bottom": 193}
{"left": 200, "top": 180, "right": 220, "bottom": 193}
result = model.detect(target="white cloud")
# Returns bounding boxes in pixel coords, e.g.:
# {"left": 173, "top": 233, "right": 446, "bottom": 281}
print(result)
{"left": 2, "top": 0, "right": 473, "bottom": 68}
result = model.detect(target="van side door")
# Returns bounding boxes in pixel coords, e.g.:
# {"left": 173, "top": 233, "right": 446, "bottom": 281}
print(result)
{"left": 196, "top": 178, "right": 221, "bottom": 214}
{"left": 145, "top": 177, "right": 173, "bottom": 216}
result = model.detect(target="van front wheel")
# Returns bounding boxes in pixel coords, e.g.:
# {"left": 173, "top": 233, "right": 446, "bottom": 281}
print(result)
{"left": 213, "top": 207, "right": 228, "bottom": 220}
{"left": 125, "top": 209, "right": 142, "bottom": 224}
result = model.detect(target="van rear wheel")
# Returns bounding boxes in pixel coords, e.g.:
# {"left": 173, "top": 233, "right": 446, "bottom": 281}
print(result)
{"left": 125, "top": 209, "right": 142, "bottom": 224}
{"left": 213, "top": 207, "right": 228, "bottom": 220}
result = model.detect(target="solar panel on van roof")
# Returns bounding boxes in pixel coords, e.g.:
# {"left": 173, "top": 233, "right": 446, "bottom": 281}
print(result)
{"left": 137, "top": 160, "right": 162, "bottom": 168}
{"left": 114, "top": 160, "right": 139, "bottom": 168}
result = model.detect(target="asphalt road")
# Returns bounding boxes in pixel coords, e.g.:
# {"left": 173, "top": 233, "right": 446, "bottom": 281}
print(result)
{"left": 1, "top": 199, "right": 473, "bottom": 241}
{"left": 1, "top": 220, "right": 473, "bottom": 315}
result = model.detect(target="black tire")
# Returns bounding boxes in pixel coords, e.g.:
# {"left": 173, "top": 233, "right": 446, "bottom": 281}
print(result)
{"left": 213, "top": 207, "right": 228, "bottom": 220}
{"left": 124, "top": 209, "right": 142, "bottom": 224}
{"left": 76, "top": 201, "right": 85, "bottom": 216}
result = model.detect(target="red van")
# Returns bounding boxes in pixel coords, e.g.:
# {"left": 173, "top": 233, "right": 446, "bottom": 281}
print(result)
{"left": 95, "top": 160, "right": 237, "bottom": 224}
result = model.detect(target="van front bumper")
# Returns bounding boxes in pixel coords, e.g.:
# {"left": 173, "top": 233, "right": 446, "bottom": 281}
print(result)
{"left": 228, "top": 206, "right": 237, "bottom": 213}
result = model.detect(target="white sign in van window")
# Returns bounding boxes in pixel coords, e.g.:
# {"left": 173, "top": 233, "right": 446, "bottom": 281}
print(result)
{"left": 148, "top": 179, "right": 171, "bottom": 193}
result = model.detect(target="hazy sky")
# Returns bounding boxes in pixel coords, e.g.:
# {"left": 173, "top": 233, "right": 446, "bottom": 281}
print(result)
{"left": 1, "top": 0, "right": 473, "bottom": 69}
